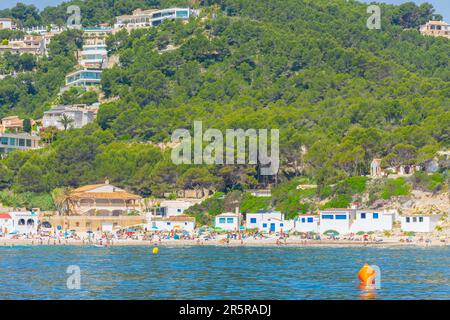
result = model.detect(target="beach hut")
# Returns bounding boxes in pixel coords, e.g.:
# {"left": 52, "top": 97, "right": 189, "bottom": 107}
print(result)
{"left": 400, "top": 214, "right": 442, "bottom": 233}
{"left": 258, "top": 217, "right": 293, "bottom": 233}
{"left": 214, "top": 212, "right": 240, "bottom": 231}
{"left": 294, "top": 215, "right": 319, "bottom": 233}
{"left": 245, "top": 210, "right": 283, "bottom": 229}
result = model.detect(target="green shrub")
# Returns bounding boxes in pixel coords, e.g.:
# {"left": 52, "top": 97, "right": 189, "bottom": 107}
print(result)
{"left": 240, "top": 193, "right": 271, "bottom": 213}
{"left": 382, "top": 178, "right": 410, "bottom": 199}
{"left": 321, "top": 194, "right": 352, "bottom": 209}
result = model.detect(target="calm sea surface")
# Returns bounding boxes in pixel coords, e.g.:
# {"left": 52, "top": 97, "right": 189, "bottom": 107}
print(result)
{"left": 0, "top": 245, "right": 449, "bottom": 299}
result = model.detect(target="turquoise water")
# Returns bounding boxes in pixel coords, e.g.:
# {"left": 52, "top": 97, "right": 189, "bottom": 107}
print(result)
{"left": 0, "top": 245, "right": 449, "bottom": 299}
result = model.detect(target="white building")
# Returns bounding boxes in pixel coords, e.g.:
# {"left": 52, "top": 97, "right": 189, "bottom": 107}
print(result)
{"left": 42, "top": 104, "right": 96, "bottom": 130}
{"left": 79, "top": 43, "right": 108, "bottom": 68}
{"left": 215, "top": 212, "right": 240, "bottom": 231}
{"left": 146, "top": 215, "right": 195, "bottom": 232}
{"left": 400, "top": 215, "right": 442, "bottom": 233}
{"left": 318, "top": 209, "right": 355, "bottom": 235}
{"left": 0, "top": 213, "right": 13, "bottom": 234}
{"left": 65, "top": 68, "right": 102, "bottom": 87}
{"left": 158, "top": 200, "right": 194, "bottom": 217}
{"left": 0, "top": 18, "right": 15, "bottom": 30}
{"left": 259, "top": 217, "right": 293, "bottom": 233}
{"left": 294, "top": 215, "right": 319, "bottom": 233}
{"left": 245, "top": 210, "right": 283, "bottom": 229}
{"left": 114, "top": 7, "right": 198, "bottom": 30}
{"left": 8, "top": 211, "right": 39, "bottom": 235}
{"left": 350, "top": 210, "right": 394, "bottom": 233}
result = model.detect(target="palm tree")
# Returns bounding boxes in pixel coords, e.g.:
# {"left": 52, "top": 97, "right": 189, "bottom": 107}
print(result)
{"left": 51, "top": 187, "right": 75, "bottom": 216}
{"left": 58, "top": 114, "right": 75, "bottom": 131}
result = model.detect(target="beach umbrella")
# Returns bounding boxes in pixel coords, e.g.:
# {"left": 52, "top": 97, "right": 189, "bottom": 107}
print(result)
{"left": 323, "top": 230, "right": 339, "bottom": 236}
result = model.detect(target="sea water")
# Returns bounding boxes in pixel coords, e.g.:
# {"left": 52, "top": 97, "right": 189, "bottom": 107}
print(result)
{"left": 0, "top": 245, "right": 448, "bottom": 299}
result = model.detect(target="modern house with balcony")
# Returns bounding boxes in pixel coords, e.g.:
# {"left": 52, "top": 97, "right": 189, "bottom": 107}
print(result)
{"left": 114, "top": 7, "right": 198, "bottom": 31}
{"left": 65, "top": 68, "right": 102, "bottom": 87}
{"left": 79, "top": 43, "right": 108, "bottom": 68}
{"left": 82, "top": 26, "right": 112, "bottom": 45}
{"left": 0, "top": 132, "right": 40, "bottom": 155}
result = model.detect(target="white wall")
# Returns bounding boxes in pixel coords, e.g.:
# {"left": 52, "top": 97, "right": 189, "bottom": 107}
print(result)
{"left": 259, "top": 219, "right": 293, "bottom": 233}
{"left": 160, "top": 200, "right": 193, "bottom": 217}
{"left": 147, "top": 220, "right": 195, "bottom": 232}
{"left": 0, "top": 218, "right": 13, "bottom": 233}
{"left": 215, "top": 216, "right": 238, "bottom": 231}
{"left": 10, "top": 212, "right": 39, "bottom": 234}
{"left": 318, "top": 212, "right": 353, "bottom": 235}
{"left": 351, "top": 211, "right": 393, "bottom": 233}
{"left": 245, "top": 212, "right": 283, "bottom": 229}
{"left": 400, "top": 216, "right": 441, "bottom": 233}
{"left": 294, "top": 216, "right": 319, "bottom": 233}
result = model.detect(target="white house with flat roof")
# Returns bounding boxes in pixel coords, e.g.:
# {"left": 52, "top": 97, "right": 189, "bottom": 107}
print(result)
{"left": 158, "top": 200, "right": 194, "bottom": 217}
{"left": 400, "top": 215, "right": 442, "bottom": 233}
{"left": 66, "top": 68, "right": 102, "bottom": 87}
{"left": 350, "top": 210, "right": 394, "bottom": 233}
{"left": 318, "top": 209, "right": 356, "bottom": 235}
{"left": 294, "top": 215, "right": 319, "bottom": 233}
{"left": 43, "top": 104, "right": 96, "bottom": 130}
{"left": 259, "top": 217, "right": 293, "bottom": 233}
{"left": 215, "top": 212, "right": 240, "bottom": 231}
{"left": 7, "top": 211, "right": 39, "bottom": 235}
{"left": 245, "top": 210, "right": 283, "bottom": 229}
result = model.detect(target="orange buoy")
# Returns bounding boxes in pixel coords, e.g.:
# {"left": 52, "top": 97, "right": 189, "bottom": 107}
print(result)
{"left": 358, "top": 263, "right": 376, "bottom": 286}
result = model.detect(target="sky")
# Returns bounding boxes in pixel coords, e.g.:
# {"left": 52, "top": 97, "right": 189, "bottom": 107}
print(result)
{"left": 0, "top": 0, "right": 449, "bottom": 20}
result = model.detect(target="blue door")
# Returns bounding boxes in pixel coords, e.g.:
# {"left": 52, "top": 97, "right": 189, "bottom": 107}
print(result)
{"left": 270, "top": 223, "right": 276, "bottom": 232}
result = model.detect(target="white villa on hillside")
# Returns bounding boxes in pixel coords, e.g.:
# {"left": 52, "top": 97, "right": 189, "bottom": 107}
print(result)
{"left": 420, "top": 20, "right": 450, "bottom": 39}
{"left": 65, "top": 68, "right": 102, "bottom": 87}
{"left": 114, "top": 7, "right": 198, "bottom": 31}
{"left": 43, "top": 104, "right": 96, "bottom": 130}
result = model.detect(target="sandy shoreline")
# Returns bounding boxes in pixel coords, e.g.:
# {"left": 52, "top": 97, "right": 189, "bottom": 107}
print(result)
{"left": 1, "top": 238, "right": 448, "bottom": 248}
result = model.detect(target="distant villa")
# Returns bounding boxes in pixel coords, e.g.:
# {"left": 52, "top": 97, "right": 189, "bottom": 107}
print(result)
{"left": 420, "top": 20, "right": 450, "bottom": 39}
{"left": 114, "top": 7, "right": 199, "bottom": 31}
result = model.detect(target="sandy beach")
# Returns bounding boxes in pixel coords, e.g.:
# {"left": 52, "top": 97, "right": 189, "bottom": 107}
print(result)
{"left": 1, "top": 237, "right": 448, "bottom": 248}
